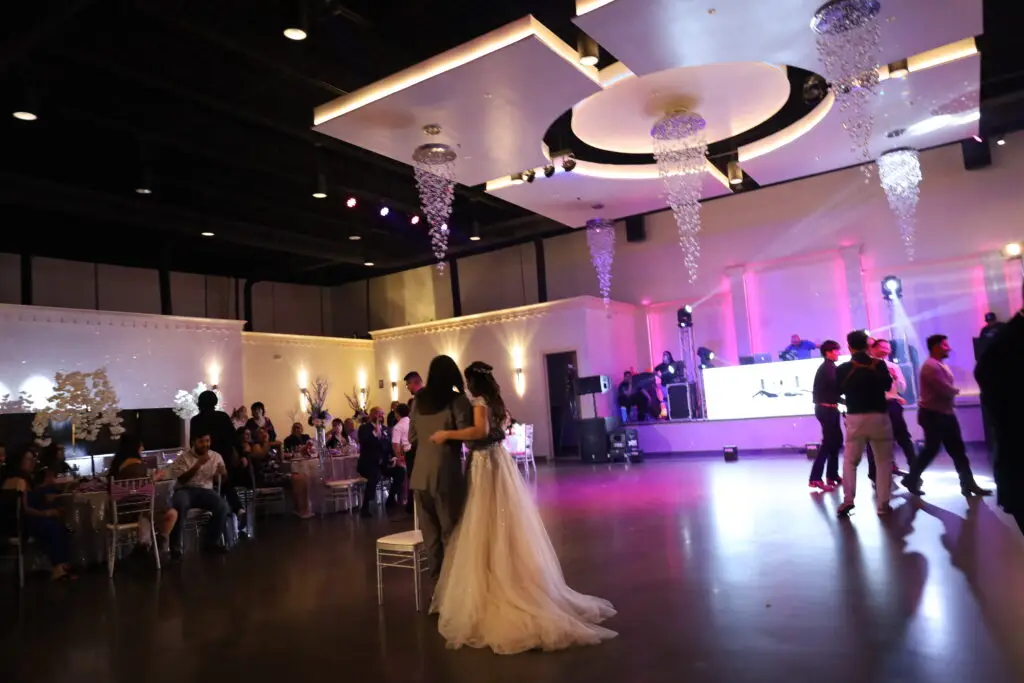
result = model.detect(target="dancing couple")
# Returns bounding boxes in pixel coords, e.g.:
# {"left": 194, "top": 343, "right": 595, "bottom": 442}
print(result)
{"left": 409, "top": 354, "right": 616, "bottom": 655}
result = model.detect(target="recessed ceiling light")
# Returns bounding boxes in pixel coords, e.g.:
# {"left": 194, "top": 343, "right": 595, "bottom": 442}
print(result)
{"left": 135, "top": 187, "right": 153, "bottom": 195}
{"left": 411, "top": 215, "right": 420, "bottom": 225}
{"left": 379, "top": 206, "right": 390, "bottom": 217}
{"left": 363, "top": 261, "right": 374, "bottom": 267}
{"left": 312, "top": 191, "right": 327, "bottom": 199}
{"left": 997, "top": 138, "right": 1006, "bottom": 146}
{"left": 12, "top": 111, "right": 37, "bottom": 121}
{"left": 283, "top": 27, "right": 307, "bottom": 41}
{"left": 201, "top": 232, "right": 215, "bottom": 237}
{"left": 349, "top": 235, "right": 361, "bottom": 241}
{"left": 469, "top": 235, "right": 481, "bottom": 241}
{"left": 346, "top": 197, "right": 357, "bottom": 208}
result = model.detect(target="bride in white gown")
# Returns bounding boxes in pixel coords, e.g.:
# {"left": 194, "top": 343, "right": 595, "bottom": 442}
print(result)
{"left": 427, "top": 361, "right": 617, "bottom": 655}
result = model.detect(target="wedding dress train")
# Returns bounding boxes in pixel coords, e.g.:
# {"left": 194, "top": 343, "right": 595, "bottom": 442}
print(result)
{"left": 432, "top": 439, "right": 617, "bottom": 655}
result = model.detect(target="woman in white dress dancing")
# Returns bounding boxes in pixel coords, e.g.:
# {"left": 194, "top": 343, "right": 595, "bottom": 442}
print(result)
{"left": 427, "top": 361, "right": 617, "bottom": 655}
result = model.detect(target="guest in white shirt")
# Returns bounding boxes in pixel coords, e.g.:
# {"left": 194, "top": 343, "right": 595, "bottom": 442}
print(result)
{"left": 166, "top": 431, "right": 231, "bottom": 557}
{"left": 864, "top": 339, "right": 917, "bottom": 478}
{"left": 391, "top": 403, "right": 412, "bottom": 504}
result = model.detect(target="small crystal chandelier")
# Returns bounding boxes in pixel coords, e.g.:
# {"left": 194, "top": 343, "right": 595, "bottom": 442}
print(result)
{"left": 651, "top": 111, "right": 707, "bottom": 283}
{"left": 585, "top": 218, "right": 615, "bottom": 304}
{"left": 877, "top": 148, "right": 922, "bottom": 259}
{"left": 411, "top": 124, "right": 456, "bottom": 272}
{"left": 811, "top": 0, "right": 882, "bottom": 181}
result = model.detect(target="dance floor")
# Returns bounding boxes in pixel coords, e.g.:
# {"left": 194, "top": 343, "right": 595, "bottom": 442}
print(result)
{"left": 4, "top": 452, "right": 1024, "bottom": 683}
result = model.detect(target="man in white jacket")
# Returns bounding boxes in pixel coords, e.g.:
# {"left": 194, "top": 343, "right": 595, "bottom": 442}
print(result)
{"left": 865, "top": 338, "right": 916, "bottom": 480}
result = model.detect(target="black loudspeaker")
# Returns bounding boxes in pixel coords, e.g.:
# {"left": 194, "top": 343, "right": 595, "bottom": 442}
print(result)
{"left": 961, "top": 138, "right": 991, "bottom": 170}
{"left": 575, "top": 374, "right": 610, "bottom": 395}
{"left": 609, "top": 428, "right": 641, "bottom": 462}
{"left": 667, "top": 383, "right": 692, "bottom": 420}
{"left": 578, "top": 418, "right": 610, "bottom": 463}
{"left": 625, "top": 215, "right": 646, "bottom": 243}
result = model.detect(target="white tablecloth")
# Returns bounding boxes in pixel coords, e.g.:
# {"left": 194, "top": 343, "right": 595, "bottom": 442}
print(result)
{"left": 285, "top": 456, "right": 360, "bottom": 513}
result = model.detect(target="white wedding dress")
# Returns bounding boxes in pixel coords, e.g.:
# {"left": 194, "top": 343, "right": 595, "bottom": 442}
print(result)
{"left": 431, "top": 397, "right": 617, "bottom": 655}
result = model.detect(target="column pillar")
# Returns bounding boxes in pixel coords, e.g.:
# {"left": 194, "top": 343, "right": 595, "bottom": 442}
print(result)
{"left": 981, "top": 251, "right": 1012, "bottom": 319}
{"left": 839, "top": 244, "right": 868, "bottom": 331}
{"left": 725, "top": 265, "right": 752, "bottom": 358}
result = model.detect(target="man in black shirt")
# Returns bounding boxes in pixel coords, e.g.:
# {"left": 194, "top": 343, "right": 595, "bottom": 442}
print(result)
{"left": 809, "top": 340, "right": 842, "bottom": 490}
{"left": 835, "top": 330, "right": 894, "bottom": 516}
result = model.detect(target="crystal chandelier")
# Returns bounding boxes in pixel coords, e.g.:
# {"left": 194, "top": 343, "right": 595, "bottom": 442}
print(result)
{"left": 412, "top": 125, "right": 456, "bottom": 272}
{"left": 877, "top": 148, "right": 922, "bottom": 259}
{"left": 651, "top": 111, "right": 707, "bottom": 283}
{"left": 811, "top": 0, "right": 882, "bottom": 181}
{"left": 585, "top": 218, "right": 616, "bottom": 304}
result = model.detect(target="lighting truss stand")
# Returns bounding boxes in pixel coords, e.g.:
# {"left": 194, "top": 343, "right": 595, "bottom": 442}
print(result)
{"left": 677, "top": 325, "right": 706, "bottom": 419}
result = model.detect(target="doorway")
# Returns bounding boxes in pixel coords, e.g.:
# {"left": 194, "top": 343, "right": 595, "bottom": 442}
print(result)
{"left": 545, "top": 351, "right": 579, "bottom": 459}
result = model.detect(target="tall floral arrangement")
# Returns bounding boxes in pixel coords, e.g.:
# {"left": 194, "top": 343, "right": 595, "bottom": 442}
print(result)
{"left": 173, "top": 382, "right": 223, "bottom": 420}
{"left": 0, "top": 391, "right": 33, "bottom": 414}
{"left": 31, "top": 368, "right": 125, "bottom": 449}
{"left": 301, "top": 378, "right": 331, "bottom": 428}
{"left": 345, "top": 387, "right": 369, "bottom": 419}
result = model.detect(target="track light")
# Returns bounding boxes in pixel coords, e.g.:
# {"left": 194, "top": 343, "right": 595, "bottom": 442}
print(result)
{"left": 727, "top": 161, "right": 743, "bottom": 185}
{"left": 346, "top": 197, "right": 357, "bottom": 208}
{"left": 283, "top": 0, "right": 308, "bottom": 40}
{"left": 577, "top": 34, "right": 599, "bottom": 67}
{"left": 888, "top": 58, "right": 909, "bottom": 79}
{"left": 523, "top": 169, "right": 536, "bottom": 183}
{"left": 470, "top": 220, "right": 481, "bottom": 241}
{"left": 562, "top": 155, "right": 576, "bottom": 172}
{"left": 312, "top": 172, "right": 327, "bottom": 199}
{"left": 379, "top": 206, "right": 390, "bottom": 217}
{"left": 411, "top": 215, "right": 420, "bottom": 225}
{"left": 510, "top": 172, "right": 525, "bottom": 185}
{"left": 543, "top": 164, "right": 555, "bottom": 178}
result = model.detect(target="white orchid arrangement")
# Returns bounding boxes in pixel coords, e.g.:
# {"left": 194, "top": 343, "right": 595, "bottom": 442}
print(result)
{"left": 0, "top": 391, "right": 33, "bottom": 414}
{"left": 344, "top": 387, "right": 369, "bottom": 418}
{"left": 302, "top": 377, "right": 331, "bottom": 428}
{"left": 31, "top": 368, "right": 125, "bottom": 447}
{"left": 173, "top": 382, "right": 223, "bottom": 420}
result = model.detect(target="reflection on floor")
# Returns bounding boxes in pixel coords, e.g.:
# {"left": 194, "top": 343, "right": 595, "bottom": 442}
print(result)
{"left": 3, "top": 452, "right": 1024, "bottom": 683}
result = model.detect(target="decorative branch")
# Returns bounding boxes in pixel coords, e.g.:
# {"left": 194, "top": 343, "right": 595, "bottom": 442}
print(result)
{"left": 31, "top": 368, "right": 124, "bottom": 446}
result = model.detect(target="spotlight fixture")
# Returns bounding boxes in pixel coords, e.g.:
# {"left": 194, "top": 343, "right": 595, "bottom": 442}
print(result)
{"left": 888, "top": 58, "right": 909, "bottom": 79}
{"left": 283, "top": 0, "right": 308, "bottom": 40}
{"left": 348, "top": 235, "right": 361, "bottom": 241}
{"left": 543, "top": 164, "right": 556, "bottom": 178}
{"left": 577, "top": 34, "right": 599, "bottom": 67}
{"left": 284, "top": 27, "right": 307, "bottom": 40}
{"left": 677, "top": 305, "right": 693, "bottom": 329}
{"left": 346, "top": 197, "right": 357, "bottom": 208}
{"left": 997, "top": 138, "right": 1006, "bottom": 146}
{"left": 727, "top": 161, "right": 743, "bottom": 185}
{"left": 723, "top": 445, "right": 739, "bottom": 462}
{"left": 312, "top": 172, "right": 327, "bottom": 199}
{"left": 135, "top": 167, "right": 154, "bottom": 195}
{"left": 1002, "top": 241, "right": 1022, "bottom": 259}
{"left": 697, "top": 346, "right": 716, "bottom": 369}
{"left": 379, "top": 206, "right": 390, "bottom": 217}
{"left": 363, "top": 261, "right": 374, "bottom": 267}
{"left": 411, "top": 215, "right": 420, "bottom": 225}
{"left": 802, "top": 74, "right": 827, "bottom": 105}
{"left": 881, "top": 275, "right": 903, "bottom": 301}
{"left": 510, "top": 172, "right": 525, "bottom": 185}
{"left": 562, "top": 154, "right": 577, "bottom": 172}
{"left": 523, "top": 169, "right": 536, "bottom": 183}
{"left": 201, "top": 232, "right": 215, "bottom": 237}
{"left": 135, "top": 187, "right": 152, "bottom": 195}
{"left": 12, "top": 111, "right": 37, "bottom": 121}
{"left": 469, "top": 220, "right": 481, "bottom": 241}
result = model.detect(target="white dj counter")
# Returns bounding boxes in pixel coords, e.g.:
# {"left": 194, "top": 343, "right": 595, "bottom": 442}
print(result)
{"left": 701, "top": 356, "right": 850, "bottom": 421}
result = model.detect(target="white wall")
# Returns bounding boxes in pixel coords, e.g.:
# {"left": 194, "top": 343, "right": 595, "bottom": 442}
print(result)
{"left": 241, "top": 332, "right": 375, "bottom": 433}
{"left": 458, "top": 243, "right": 539, "bottom": 316}
{"left": 0, "top": 304, "right": 245, "bottom": 413}
{"left": 370, "top": 297, "right": 643, "bottom": 459}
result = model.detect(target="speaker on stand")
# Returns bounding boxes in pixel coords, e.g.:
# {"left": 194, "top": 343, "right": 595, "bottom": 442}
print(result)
{"left": 575, "top": 375, "right": 611, "bottom": 462}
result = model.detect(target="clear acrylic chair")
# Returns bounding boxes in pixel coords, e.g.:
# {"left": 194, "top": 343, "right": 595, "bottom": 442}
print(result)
{"left": 107, "top": 476, "right": 160, "bottom": 578}
{"left": 375, "top": 504, "right": 429, "bottom": 611}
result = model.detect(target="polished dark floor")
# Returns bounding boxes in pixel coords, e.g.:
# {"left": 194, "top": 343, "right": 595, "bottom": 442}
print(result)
{"left": 3, "top": 452, "right": 1024, "bottom": 683}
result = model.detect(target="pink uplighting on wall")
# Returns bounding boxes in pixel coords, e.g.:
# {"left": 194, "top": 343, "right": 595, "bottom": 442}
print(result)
{"left": 832, "top": 254, "right": 854, "bottom": 336}
{"left": 742, "top": 269, "right": 763, "bottom": 354}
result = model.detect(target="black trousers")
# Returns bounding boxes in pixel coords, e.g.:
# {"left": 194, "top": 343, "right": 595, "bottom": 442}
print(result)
{"left": 359, "top": 463, "right": 407, "bottom": 512}
{"left": 866, "top": 399, "right": 917, "bottom": 478}
{"left": 810, "top": 405, "right": 842, "bottom": 482}
{"left": 905, "top": 408, "right": 976, "bottom": 486}
{"left": 404, "top": 445, "right": 417, "bottom": 512}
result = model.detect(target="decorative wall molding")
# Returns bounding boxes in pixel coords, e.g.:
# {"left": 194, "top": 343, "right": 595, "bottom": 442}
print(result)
{"left": 242, "top": 331, "right": 374, "bottom": 349}
{"left": 0, "top": 303, "right": 246, "bottom": 333}
{"left": 371, "top": 296, "right": 633, "bottom": 342}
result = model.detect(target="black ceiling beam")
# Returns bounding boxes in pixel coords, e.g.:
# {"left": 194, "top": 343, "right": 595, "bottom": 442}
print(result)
{"left": 0, "top": 171, "right": 368, "bottom": 265}
{"left": 0, "top": 0, "right": 98, "bottom": 74}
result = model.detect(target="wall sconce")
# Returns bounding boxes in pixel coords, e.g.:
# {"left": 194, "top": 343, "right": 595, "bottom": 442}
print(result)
{"left": 390, "top": 381, "right": 398, "bottom": 401}
{"left": 514, "top": 367, "right": 525, "bottom": 397}
{"left": 207, "top": 361, "right": 221, "bottom": 387}
{"left": 359, "top": 387, "right": 368, "bottom": 409}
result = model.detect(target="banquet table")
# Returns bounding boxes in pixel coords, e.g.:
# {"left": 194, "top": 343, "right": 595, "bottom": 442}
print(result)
{"left": 284, "top": 456, "right": 360, "bottom": 514}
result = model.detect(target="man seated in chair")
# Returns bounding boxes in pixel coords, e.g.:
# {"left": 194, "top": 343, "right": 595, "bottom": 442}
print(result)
{"left": 167, "top": 431, "right": 230, "bottom": 559}
{"left": 358, "top": 406, "right": 405, "bottom": 518}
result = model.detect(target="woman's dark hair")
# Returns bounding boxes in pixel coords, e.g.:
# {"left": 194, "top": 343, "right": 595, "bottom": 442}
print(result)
{"left": 108, "top": 434, "right": 143, "bottom": 476}
{"left": 251, "top": 401, "right": 265, "bottom": 414}
{"left": 342, "top": 419, "right": 355, "bottom": 438}
{"left": 197, "top": 390, "right": 218, "bottom": 411}
{"left": 464, "top": 361, "right": 507, "bottom": 426}
{"left": 415, "top": 355, "right": 466, "bottom": 414}
{"left": 38, "top": 443, "right": 63, "bottom": 470}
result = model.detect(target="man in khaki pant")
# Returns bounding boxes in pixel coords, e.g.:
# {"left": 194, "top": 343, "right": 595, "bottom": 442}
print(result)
{"left": 836, "top": 330, "right": 894, "bottom": 517}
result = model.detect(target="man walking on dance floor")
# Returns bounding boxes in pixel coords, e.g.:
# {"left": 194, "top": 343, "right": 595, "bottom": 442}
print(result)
{"left": 809, "top": 340, "right": 843, "bottom": 491}
{"left": 902, "top": 335, "right": 991, "bottom": 498}
{"left": 836, "top": 330, "right": 894, "bottom": 517}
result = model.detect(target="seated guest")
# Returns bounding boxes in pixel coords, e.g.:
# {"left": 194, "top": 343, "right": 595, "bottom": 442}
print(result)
{"left": 230, "top": 405, "right": 249, "bottom": 430}
{"left": 38, "top": 444, "right": 72, "bottom": 477}
{"left": 166, "top": 432, "right": 231, "bottom": 558}
{"left": 244, "top": 401, "right": 277, "bottom": 442}
{"left": 387, "top": 401, "right": 400, "bottom": 429}
{"left": 617, "top": 371, "right": 640, "bottom": 420}
{"left": 0, "top": 441, "right": 8, "bottom": 482}
{"left": 250, "top": 427, "right": 312, "bottom": 518}
{"left": 1, "top": 445, "right": 75, "bottom": 580}
{"left": 358, "top": 406, "right": 406, "bottom": 517}
{"left": 654, "top": 351, "right": 682, "bottom": 386}
{"left": 283, "top": 422, "right": 311, "bottom": 452}
{"left": 109, "top": 435, "right": 177, "bottom": 555}
{"left": 783, "top": 334, "right": 818, "bottom": 360}
{"left": 325, "top": 418, "right": 344, "bottom": 449}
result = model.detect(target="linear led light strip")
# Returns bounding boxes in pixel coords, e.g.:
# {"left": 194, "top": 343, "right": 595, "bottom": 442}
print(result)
{"left": 313, "top": 16, "right": 600, "bottom": 125}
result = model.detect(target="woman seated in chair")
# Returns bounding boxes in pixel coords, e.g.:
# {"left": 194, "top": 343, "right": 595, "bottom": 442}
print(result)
{"left": 250, "top": 427, "right": 312, "bottom": 518}
{"left": 38, "top": 443, "right": 73, "bottom": 478}
{"left": 109, "top": 435, "right": 177, "bottom": 555}
{"left": 1, "top": 444, "right": 75, "bottom": 581}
